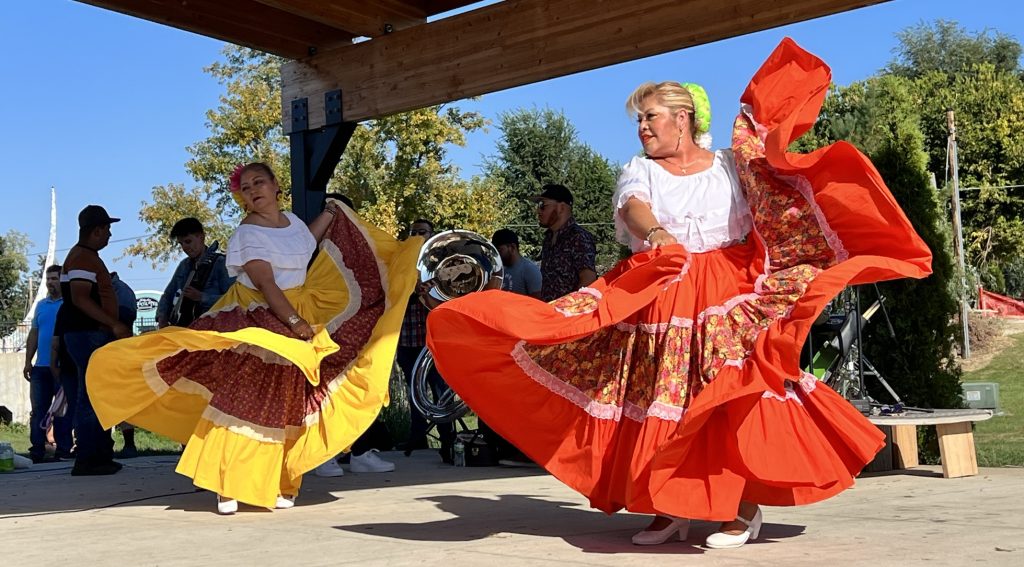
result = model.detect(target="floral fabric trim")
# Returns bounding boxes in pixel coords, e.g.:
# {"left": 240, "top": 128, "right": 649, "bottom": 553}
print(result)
{"left": 512, "top": 263, "right": 820, "bottom": 423}
{"left": 732, "top": 110, "right": 845, "bottom": 271}
{"left": 552, "top": 287, "right": 603, "bottom": 317}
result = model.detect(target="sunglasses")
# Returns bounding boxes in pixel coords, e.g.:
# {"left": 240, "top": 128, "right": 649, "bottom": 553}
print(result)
{"left": 409, "top": 228, "right": 431, "bottom": 236}
{"left": 536, "top": 200, "right": 553, "bottom": 210}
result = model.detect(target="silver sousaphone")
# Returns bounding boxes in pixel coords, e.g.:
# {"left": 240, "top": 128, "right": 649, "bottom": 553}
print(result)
{"left": 409, "top": 230, "right": 503, "bottom": 424}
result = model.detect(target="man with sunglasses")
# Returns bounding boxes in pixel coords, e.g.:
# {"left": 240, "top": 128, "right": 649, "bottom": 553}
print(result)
{"left": 530, "top": 184, "right": 597, "bottom": 301}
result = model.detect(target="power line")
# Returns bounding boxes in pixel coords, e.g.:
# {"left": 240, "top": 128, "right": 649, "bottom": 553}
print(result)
{"left": 959, "top": 184, "right": 1024, "bottom": 192}
{"left": 27, "top": 234, "right": 153, "bottom": 257}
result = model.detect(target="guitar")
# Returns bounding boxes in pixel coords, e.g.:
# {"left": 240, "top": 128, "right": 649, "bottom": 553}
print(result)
{"left": 169, "top": 241, "right": 221, "bottom": 327}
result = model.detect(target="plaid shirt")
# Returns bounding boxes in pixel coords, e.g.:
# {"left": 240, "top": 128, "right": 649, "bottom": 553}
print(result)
{"left": 540, "top": 217, "right": 597, "bottom": 302}
{"left": 398, "top": 294, "right": 429, "bottom": 348}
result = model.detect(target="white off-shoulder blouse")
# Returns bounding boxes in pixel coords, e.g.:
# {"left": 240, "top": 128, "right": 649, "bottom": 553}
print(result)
{"left": 226, "top": 211, "right": 317, "bottom": 290}
{"left": 613, "top": 150, "right": 753, "bottom": 253}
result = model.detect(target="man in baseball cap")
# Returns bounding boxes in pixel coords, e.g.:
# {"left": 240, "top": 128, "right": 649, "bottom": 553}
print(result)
{"left": 528, "top": 183, "right": 574, "bottom": 207}
{"left": 61, "top": 204, "right": 129, "bottom": 476}
{"left": 77, "top": 205, "right": 120, "bottom": 230}
{"left": 528, "top": 184, "right": 597, "bottom": 302}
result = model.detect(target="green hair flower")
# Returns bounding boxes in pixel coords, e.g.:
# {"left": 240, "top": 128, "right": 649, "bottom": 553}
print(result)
{"left": 679, "top": 82, "right": 711, "bottom": 134}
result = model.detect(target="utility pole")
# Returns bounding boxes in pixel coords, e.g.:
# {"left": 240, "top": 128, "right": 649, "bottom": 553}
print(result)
{"left": 26, "top": 274, "right": 34, "bottom": 316}
{"left": 947, "top": 109, "right": 971, "bottom": 359}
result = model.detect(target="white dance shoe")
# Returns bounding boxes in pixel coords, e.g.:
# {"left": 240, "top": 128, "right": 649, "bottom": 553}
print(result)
{"left": 216, "top": 496, "right": 238, "bottom": 515}
{"left": 631, "top": 516, "right": 690, "bottom": 545}
{"left": 705, "top": 507, "right": 762, "bottom": 549}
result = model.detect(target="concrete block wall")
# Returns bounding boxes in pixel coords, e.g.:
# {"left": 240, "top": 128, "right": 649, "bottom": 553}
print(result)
{"left": 0, "top": 353, "right": 31, "bottom": 424}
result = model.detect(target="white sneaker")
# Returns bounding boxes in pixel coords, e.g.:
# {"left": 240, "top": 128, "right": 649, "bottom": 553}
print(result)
{"left": 349, "top": 449, "right": 395, "bottom": 473}
{"left": 275, "top": 495, "right": 296, "bottom": 509}
{"left": 314, "top": 457, "right": 345, "bottom": 477}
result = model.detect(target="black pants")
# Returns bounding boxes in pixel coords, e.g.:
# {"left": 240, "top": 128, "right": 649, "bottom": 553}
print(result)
{"left": 396, "top": 345, "right": 454, "bottom": 451}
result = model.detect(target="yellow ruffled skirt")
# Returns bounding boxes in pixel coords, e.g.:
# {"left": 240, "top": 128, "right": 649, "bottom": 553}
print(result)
{"left": 87, "top": 209, "right": 420, "bottom": 508}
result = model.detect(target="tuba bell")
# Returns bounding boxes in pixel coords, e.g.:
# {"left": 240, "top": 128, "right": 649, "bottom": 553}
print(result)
{"left": 409, "top": 230, "right": 503, "bottom": 424}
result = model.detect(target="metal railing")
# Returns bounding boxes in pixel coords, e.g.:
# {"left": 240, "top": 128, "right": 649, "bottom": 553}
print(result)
{"left": 0, "top": 317, "right": 161, "bottom": 353}
{"left": 0, "top": 321, "right": 31, "bottom": 353}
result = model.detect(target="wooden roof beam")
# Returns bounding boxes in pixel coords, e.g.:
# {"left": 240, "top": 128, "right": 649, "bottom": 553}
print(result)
{"left": 76, "top": 0, "right": 355, "bottom": 59}
{"left": 251, "top": 1, "right": 428, "bottom": 38}
{"left": 282, "top": 0, "right": 889, "bottom": 131}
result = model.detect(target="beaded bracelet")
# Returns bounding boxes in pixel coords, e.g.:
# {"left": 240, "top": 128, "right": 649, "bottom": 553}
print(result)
{"left": 645, "top": 226, "right": 666, "bottom": 240}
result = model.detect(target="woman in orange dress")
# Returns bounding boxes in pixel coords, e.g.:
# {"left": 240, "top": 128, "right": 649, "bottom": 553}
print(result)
{"left": 426, "top": 38, "right": 931, "bottom": 548}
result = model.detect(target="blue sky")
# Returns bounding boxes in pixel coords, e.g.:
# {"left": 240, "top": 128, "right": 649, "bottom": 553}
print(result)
{"left": 2, "top": 0, "right": 1022, "bottom": 294}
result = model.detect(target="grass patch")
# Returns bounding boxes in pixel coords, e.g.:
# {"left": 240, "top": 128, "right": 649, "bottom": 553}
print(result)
{"left": 0, "top": 422, "right": 30, "bottom": 454}
{"left": 0, "top": 422, "right": 180, "bottom": 457}
{"left": 964, "top": 332, "right": 1024, "bottom": 467}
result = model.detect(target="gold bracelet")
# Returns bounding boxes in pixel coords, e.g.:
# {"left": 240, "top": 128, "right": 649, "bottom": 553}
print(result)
{"left": 645, "top": 226, "right": 665, "bottom": 240}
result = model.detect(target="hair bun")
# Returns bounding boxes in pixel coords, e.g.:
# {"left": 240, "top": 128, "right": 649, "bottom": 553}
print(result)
{"left": 679, "top": 82, "right": 711, "bottom": 135}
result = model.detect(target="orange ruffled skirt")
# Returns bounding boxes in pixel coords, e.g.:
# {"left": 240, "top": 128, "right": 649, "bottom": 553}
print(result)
{"left": 426, "top": 38, "right": 932, "bottom": 521}
{"left": 87, "top": 208, "right": 419, "bottom": 508}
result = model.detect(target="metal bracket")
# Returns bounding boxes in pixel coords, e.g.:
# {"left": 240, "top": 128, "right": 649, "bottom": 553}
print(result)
{"left": 288, "top": 90, "right": 355, "bottom": 222}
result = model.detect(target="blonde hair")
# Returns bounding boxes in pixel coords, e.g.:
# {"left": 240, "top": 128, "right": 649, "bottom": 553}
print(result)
{"left": 626, "top": 81, "right": 697, "bottom": 139}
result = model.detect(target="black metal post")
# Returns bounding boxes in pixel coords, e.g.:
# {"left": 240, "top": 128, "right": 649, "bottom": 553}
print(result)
{"left": 289, "top": 89, "right": 356, "bottom": 223}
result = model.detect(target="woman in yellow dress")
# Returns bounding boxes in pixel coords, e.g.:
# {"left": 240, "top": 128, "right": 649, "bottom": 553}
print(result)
{"left": 87, "top": 163, "right": 420, "bottom": 514}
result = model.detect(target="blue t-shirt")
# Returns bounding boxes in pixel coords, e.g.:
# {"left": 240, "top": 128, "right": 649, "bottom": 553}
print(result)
{"left": 30, "top": 297, "right": 63, "bottom": 367}
{"left": 502, "top": 257, "right": 542, "bottom": 296}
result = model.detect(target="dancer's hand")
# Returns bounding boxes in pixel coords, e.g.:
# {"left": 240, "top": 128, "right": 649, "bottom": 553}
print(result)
{"left": 291, "top": 318, "right": 315, "bottom": 340}
{"left": 648, "top": 228, "right": 677, "bottom": 249}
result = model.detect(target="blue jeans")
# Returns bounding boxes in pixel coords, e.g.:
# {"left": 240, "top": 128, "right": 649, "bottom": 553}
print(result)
{"left": 28, "top": 367, "right": 58, "bottom": 459}
{"left": 64, "top": 330, "right": 115, "bottom": 464}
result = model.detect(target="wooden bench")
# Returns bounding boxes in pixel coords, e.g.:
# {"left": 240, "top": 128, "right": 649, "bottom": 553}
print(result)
{"left": 864, "top": 409, "right": 994, "bottom": 478}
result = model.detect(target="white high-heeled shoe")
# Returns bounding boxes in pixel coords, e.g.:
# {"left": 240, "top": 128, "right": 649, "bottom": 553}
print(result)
{"left": 216, "top": 496, "right": 238, "bottom": 515}
{"left": 275, "top": 495, "right": 296, "bottom": 509}
{"left": 705, "top": 507, "right": 762, "bottom": 549}
{"left": 631, "top": 516, "right": 690, "bottom": 545}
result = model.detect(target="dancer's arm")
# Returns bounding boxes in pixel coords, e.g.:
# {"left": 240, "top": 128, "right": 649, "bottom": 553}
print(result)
{"left": 620, "top": 197, "right": 677, "bottom": 249}
{"left": 242, "top": 259, "right": 315, "bottom": 340}
{"left": 307, "top": 201, "right": 341, "bottom": 244}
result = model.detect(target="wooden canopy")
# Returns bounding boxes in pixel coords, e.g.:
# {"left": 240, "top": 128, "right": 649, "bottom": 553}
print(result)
{"left": 77, "top": 0, "right": 889, "bottom": 131}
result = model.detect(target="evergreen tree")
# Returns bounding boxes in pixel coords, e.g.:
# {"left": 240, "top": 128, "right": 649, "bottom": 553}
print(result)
{"left": 858, "top": 78, "right": 963, "bottom": 410}
{"left": 484, "top": 107, "right": 621, "bottom": 270}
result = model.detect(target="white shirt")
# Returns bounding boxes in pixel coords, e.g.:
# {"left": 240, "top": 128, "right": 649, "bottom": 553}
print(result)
{"left": 613, "top": 150, "right": 753, "bottom": 253}
{"left": 226, "top": 211, "right": 317, "bottom": 290}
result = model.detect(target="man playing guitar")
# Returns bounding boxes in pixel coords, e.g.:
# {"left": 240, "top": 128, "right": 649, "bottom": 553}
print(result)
{"left": 157, "top": 218, "right": 234, "bottom": 328}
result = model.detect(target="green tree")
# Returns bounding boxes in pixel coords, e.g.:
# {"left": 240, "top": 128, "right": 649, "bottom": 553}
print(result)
{"left": 124, "top": 46, "right": 284, "bottom": 264}
{"left": 795, "top": 74, "right": 964, "bottom": 413}
{"left": 796, "top": 21, "right": 1024, "bottom": 295}
{"left": 186, "top": 47, "right": 292, "bottom": 209}
{"left": 124, "top": 183, "right": 235, "bottom": 268}
{"left": 0, "top": 231, "right": 31, "bottom": 331}
{"left": 855, "top": 77, "right": 963, "bottom": 410}
{"left": 887, "top": 20, "right": 1022, "bottom": 79}
{"left": 483, "top": 107, "right": 621, "bottom": 270}
{"left": 127, "top": 46, "right": 503, "bottom": 266}
{"left": 332, "top": 104, "right": 510, "bottom": 237}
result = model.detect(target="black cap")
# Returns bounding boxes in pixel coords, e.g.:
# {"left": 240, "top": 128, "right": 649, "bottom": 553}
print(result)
{"left": 78, "top": 205, "right": 120, "bottom": 230}
{"left": 491, "top": 228, "right": 519, "bottom": 247}
{"left": 529, "top": 183, "right": 573, "bottom": 206}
